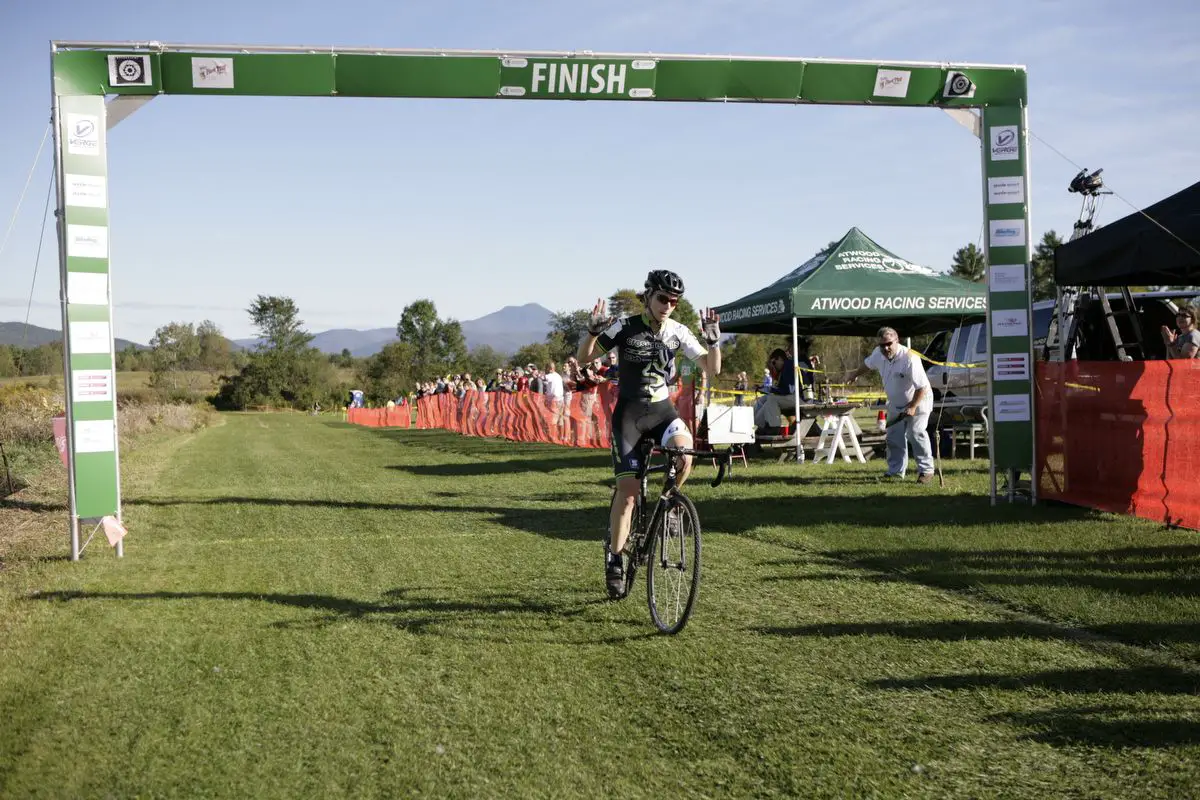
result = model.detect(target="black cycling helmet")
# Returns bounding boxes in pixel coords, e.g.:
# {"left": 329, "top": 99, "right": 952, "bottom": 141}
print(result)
{"left": 644, "top": 269, "right": 685, "bottom": 297}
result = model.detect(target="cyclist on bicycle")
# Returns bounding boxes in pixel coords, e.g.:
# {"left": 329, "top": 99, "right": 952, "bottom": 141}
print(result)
{"left": 577, "top": 269, "right": 721, "bottom": 597}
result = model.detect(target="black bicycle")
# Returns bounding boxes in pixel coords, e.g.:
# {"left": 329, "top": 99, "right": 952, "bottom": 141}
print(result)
{"left": 610, "top": 440, "right": 733, "bottom": 634}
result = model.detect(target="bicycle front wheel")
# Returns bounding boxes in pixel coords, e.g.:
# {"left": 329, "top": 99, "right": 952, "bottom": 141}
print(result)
{"left": 646, "top": 492, "right": 701, "bottom": 634}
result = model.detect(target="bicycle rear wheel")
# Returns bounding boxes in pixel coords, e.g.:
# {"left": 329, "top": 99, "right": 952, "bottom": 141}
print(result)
{"left": 646, "top": 492, "right": 701, "bottom": 634}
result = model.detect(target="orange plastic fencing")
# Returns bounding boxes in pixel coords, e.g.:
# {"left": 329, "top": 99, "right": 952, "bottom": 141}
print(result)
{"left": 392, "top": 383, "right": 695, "bottom": 450}
{"left": 1037, "top": 359, "right": 1200, "bottom": 530}
{"left": 346, "top": 406, "right": 414, "bottom": 428}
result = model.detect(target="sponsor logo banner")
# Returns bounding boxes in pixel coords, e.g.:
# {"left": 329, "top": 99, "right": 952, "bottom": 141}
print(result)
{"left": 993, "top": 353, "right": 1030, "bottom": 381}
{"left": 873, "top": 69, "right": 911, "bottom": 98}
{"left": 192, "top": 57, "right": 235, "bottom": 89}
{"left": 988, "top": 264, "right": 1026, "bottom": 293}
{"left": 990, "top": 125, "right": 1019, "bottom": 161}
{"left": 72, "top": 369, "right": 114, "bottom": 403}
{"left": 994, "top": 393, "right": 1031, "bottom": 423}
{"left": 75, "top": 419, "right": 116, "bottom": 453}
{"left": 987, "top": 176, "right": 1024, "bottom": 205}
{"left": 991, "top": 309, "right": 1029, "bottom": 338}
{"left": 66, "top": 114, "right": 100, "bottom": 156}
{"left": 989, "top": 219, "right": 1026, "bottom": 248}
{"left": 67, "top": 224, "right": 109, "bottom": 259}
{"left": 67, "top": 271, "right": 109, "bottom": 305}
{"left": 68, "top": 321, "right": 112, "bottom": 355}
{"left": 65, "top": 174, "right": 107, "bottom": 209}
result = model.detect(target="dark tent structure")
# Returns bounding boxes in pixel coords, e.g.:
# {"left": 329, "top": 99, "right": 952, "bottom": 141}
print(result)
{"left": 715, "top": 227, "right": 988, "bottom": 337}
{"left": 1055, "top": 180, "right": 1200, "bottom": 286}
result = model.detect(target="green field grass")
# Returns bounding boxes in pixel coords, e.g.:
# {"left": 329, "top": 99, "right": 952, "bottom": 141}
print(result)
{"left": 1, "top": 414, "right": 1197, "bottom": 797}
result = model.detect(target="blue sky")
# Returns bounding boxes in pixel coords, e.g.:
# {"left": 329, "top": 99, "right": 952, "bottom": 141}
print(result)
{"left": 1, "top": 0, "right": 1197, "bottom": 344}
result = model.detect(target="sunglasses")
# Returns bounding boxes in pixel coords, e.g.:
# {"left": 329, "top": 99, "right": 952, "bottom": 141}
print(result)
{"left": 879, "top": 340, "right": 897, "bottom": 348}
{"left": 654, "top": 293, "right": 680, "bottom": 307}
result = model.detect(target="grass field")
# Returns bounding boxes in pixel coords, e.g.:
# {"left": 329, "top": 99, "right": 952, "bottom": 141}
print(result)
{"left": 1, "top": 414, "right": 1198, "bottom": 797}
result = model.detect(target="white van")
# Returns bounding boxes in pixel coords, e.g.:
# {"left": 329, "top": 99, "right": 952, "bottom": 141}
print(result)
{"left": 923, "top": 292, "right": 1190, "bottom": 400}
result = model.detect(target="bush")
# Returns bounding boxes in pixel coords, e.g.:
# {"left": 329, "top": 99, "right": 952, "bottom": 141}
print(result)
{"left": 0, "top": 384, "right": 63, "bottom": 447}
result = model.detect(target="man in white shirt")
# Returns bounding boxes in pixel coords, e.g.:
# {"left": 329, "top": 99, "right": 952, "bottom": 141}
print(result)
{"left": 845, "top": 327, "right": 935, "bottom": 483}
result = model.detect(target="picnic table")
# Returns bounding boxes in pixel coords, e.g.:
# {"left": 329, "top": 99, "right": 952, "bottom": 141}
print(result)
{"left": 757, "top": 401, "right": 872, "bottom": 463}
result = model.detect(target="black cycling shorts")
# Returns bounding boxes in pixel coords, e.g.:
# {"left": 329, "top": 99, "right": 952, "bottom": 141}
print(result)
{"left": 610, "top": 398, "right": 690, "bottom": 478}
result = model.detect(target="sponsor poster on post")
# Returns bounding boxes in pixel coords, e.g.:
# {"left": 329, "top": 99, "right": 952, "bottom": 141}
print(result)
{"left": 993, "top": 353, "right": 1030, "bottom": 381}
{"left": 989, "top": 264, "right": 1026, "bottom": 293}
{"left": 68, "top": 321, "right": 112, "bottom": 354}
{"left": 991, "top": 309, "right": 1029, "bottom": 338}
{"left": 67, "top": 271, "right": 109, "bottom": 305}
{"left": 75, "top": 419, "right": 116, "bottom": 453}
{"left": 994, "top": 394, "right": 1031, "bottom": 423}
{"left": 72, "top": 369, "right": 114, "bottom": 403}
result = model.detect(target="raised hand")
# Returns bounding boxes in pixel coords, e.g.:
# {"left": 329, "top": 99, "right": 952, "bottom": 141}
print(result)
{"left": 587, "top": 297, "right": 614, "bottom": 336}
{"left": 700, "top": 308, "right": 722, "bottom": 346}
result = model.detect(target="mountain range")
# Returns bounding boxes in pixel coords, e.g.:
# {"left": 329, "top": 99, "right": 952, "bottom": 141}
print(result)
{"left": 1, "top": 303, "right": 556, "bottom": 357}
{"left": 0, "top": 321, "right": 144, "bottom": 353}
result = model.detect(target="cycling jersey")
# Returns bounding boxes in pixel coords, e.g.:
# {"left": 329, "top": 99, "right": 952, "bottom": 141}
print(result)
{"left": 596, "top": 314, "right": 708, "bottom": 403}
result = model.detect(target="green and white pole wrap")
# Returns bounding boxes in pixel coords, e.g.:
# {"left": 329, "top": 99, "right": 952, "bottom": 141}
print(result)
{"left": 53, "top": 91, "right": 122, "bottom": 559}
{"left": 980, "top": 104, "right": 1035, "bottom": 501}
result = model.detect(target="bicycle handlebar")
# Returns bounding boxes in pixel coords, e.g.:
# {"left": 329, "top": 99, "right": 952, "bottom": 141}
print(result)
{"left": 652, "top": 445, "right": 734, "bottom": 488}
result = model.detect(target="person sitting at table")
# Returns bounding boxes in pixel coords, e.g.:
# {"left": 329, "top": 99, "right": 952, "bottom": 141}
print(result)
{"left": 755, "top": 348, "right": 799, "bottom": 435}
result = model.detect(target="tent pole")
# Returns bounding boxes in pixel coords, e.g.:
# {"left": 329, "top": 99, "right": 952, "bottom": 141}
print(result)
{"left": 793, "top": 316, "right": 802, "bottom": 463}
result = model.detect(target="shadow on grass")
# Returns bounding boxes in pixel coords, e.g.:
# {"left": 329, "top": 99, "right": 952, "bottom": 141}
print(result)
{"left": 873, "top": 665, "right": 1200, "bottom": 695}
{"left": 124, "top": 497, "right": 608, "bottom": 542}
{"left": 1, "top": 498, "right": 68, "bottom": 513}
{"left": 872, "top": 667, "right": 1200, "bottom": 749}
{"left": 814, "top": 544, "right": 1200, "bottom": 599}
{"left": 29, "top": 588, "right": 654, "bottom": 643}
{"left": 988, "top": 706, "right": 1200, "bottom": 749}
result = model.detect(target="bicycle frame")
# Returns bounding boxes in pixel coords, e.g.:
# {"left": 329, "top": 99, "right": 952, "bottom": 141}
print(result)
{"left": 625, "top": 440, "right": 731, "bottom": 566}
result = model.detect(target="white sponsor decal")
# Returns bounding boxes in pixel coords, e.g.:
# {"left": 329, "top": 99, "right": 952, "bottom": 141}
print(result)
{"left": 989, "top": 219, "right": 1026, "bottom": 248}
{"left": 72, "top": 369, "right": 114, "bottom": 403}
{"left": 992, "top": 353, "right": 1030, "bottom": 381}
{"left": 66, "top": 114, "right": 100, "bottom": 156}
{"left": 65, "top": 174, "right": 107, "bottom": 208}
{"left": 990, "top": 125, "right": 1020, "bottom": 161}
{"left": 873, "top": 68, "right": 911, "bottom": 98}
{"left": 991, "top": 309, "right": 1029, "bottom": 338}
{"left": 993, "top": 393, "right": 1031, "bottom": 423}
{"left": 831, "top": 250, "right": 937, "bottom": 276}
{"left": 67, "top": 271, "right": 109, "bottom": 305}
{"left": 67, "top": 224, "right": 109, "bottom": 259}
{"left": 75, "top": 419, "right": 116, "bottom": 453}
{"left": 987, "top": 176, "right": 1024, "bottom": 205}
{"left": 808, "top": 295, "right": 987, "bottom": 312}
{"left": 192, "top": 57, "right": 235, "bottom": 89}
{"left": 723, "top": 299, "right": 787, "bottom": 322}
{"left": 989, "top": 264, "right": 1026, "bottom": 293}
{"left": 68, "top": 321, "right": 112, "bottom": 355}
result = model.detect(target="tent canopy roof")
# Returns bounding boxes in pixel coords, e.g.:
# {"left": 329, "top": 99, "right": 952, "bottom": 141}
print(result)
{"left": 714, "top": 227, "right": 988, "bottom": 336}
{"left": 1055, "top": 180, "right": 1200, "bottom": 286}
